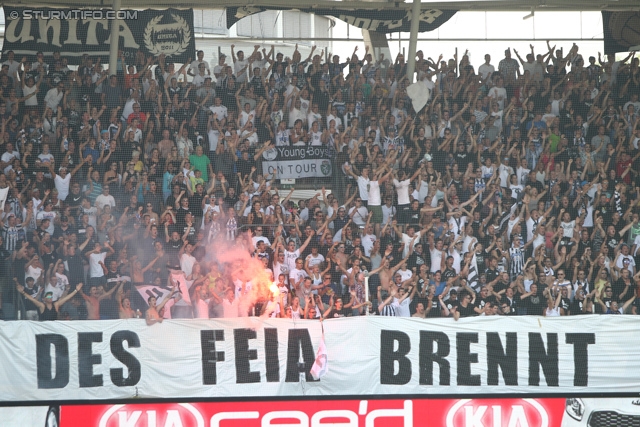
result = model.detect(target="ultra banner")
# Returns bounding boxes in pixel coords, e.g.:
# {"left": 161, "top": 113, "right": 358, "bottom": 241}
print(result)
{"left": 1, "top": 7, "right": 195, "bottom": 64}
{"left": 262, "top": 146, "right": 332, "bottom": 179}
{"left": 2, "top": 316, "right": 640, "bottom": 402}
{"left": 602, "top": 11, "right": 640, "bottom": 55}
{"left": 227, "top": 6, "right": 457, "bottom": 34}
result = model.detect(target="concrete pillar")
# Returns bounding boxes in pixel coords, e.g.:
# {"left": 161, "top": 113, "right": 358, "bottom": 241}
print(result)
{"left": 108, "top": 0, "right": 121, "bottom": 75}
{"left": 405, "top": 0, "right": 421, "bottom": 83}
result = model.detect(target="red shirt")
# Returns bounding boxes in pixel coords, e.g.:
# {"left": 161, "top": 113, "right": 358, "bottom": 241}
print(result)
{"left": 127, "top": 112, "right": 147, "bottom": 129}
{"left": 616, "top": 159, "right": 631, "bottom": 184}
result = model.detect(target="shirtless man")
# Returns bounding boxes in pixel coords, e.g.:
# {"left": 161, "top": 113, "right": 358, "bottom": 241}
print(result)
{"left": 146, "top": 286, "right": 178, "bottom": 325}
{"left": 369, "top": 252, "right": 408, "bottom": 293}
{"left": 80, "top": 283, "right": 119, "bottom": 320}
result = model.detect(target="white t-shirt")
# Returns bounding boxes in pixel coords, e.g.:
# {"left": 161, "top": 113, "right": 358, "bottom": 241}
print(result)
{"left": 23, "top": 84, "right": 39, "bottom": 106}
{"left": 616, "top": 254, "right": 636, "bottom": 275}
{"left": 368, "top": 180, "right": 381, "bottom": 206}
{"left": 223, "top": 298, "right": 239, "bottom": 318}
{"left": 396, "top": 297, "right": 412, "bottom": 317}
{"left": 194, "top": 298, "right": 210, "bottom": 319}
{"left": 284, "top": 249, "right": 300, "bottom": 274}
{"left": 362, "top": 233, "right": 377, "bottom": 257}
{"left": 95, "top": 194, "right": 116, "bottom": 211}
{"left": 180, "top": 253, "right": 197, "bottom": 277}
{"left": 289, "top": 267, "right": 308, "bottom": 287}
{"left": 478, "top": 63, "right": 495, "bottom": 81}
{"left": 310, "top": 131, "right": 323, "bottom": 146}
{"left": 36, "top": 210, "right": 56, "bottom": 235}
{"left": 357, "top": 175, "right": 370, "bottom": 201}
{"left": 382, "top": 205, "right": 396, "bottom": 224}
{"left": 430, "top": 247, "right": 443, "bottom": 273}
{"left": 305, "top": 253, "right": 325, "bottom": 268}
{"left": 190, "top": 59, "right": 211, "bottom": 75}
{"left": 54, "top": 173, "right": 72, "bottom": 202}
{"left": 234, "top": 59, "right": 249, "bottom": 83}
{"left": 448, "top": 216, "right": 466, "bottom": 236}
{"left": 89, "top": 251, "right": 107, "bottom": 278}
{"left": 401, "top": 232, "right": 421, "bottom": 258}
{"left": 393, "top": 179, "right": 411, "bottom": 205}
{"left": 560, "top": 220, "right": 576, "bottom": 239}
{"left": 1, "top": 151, "right": 19, "bottom": 174}
{"left": 348, "top": 206, "right": 369, "bottom": 226}
{"left": 209, "top": 104, "right": 228, "bottom": 119}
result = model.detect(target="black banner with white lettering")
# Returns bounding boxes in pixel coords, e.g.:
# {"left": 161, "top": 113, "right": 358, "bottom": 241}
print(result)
{"left": 262, "top": 146, "right": 333, "bottom": 179}
{"left": 1, "top": 7, "right": 195, "bottom": 64}
{"left": 227, "top": 6, "right": 456, "bottom": 33}
{"left": 602, "top": 11, "right": 640, "bottom": 55}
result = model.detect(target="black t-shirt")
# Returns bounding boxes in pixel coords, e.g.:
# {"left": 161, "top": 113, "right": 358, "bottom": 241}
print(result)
{"left": 612, "top": 278, "right": 631, "bottom": 302}
{"left": 426, "top": 298, "right": 440, "bottom": 318}
{"left": 502, "top": 297, "right": 518, "bottom": 315}
{"left": 407, "top": 252, "right": 427, "bottom": 272}
{"left": 443, "top": 267, "right": 457, "bottom": 282}
{"left": 595, "top": 297, "right": 613, "bottom": 314}
{"left": 605, "top": 233, "right": 622, "bottom": 251}
{"left": 493, "top": 280, "right": 509, "bottom": 295}
{"left": 576, "top": 239, "right": 592, "bottom": 258}
{"left": 524, "top": 293, "right": 544, "bottom": 316}
{"left": 406, "top": 207, "right": 420, "bottom": 225}
{"left": 188, "top": 193, "right": 205, "bottom": 218}
{"left": 569, "top": 298, "right": 587, "bottom": 315}
{"left": 457, "top": 303, "right": 476, "bottom": 318}
{"left": 444, "top": 298, "right": 459, "bottom": 312}
{"left": 485, "top": 267, "right": 499, "bottom": 284}
{"left": 326, "top": 307, "right": 347, "bottom": 318}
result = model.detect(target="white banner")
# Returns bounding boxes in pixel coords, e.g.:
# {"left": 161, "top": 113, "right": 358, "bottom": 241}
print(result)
{"left": 0, "top": 316, "right": 638, "bottom": 402}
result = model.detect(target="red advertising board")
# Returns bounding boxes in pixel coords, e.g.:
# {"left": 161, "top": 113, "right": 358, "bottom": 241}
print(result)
{"left": 60, "top": 398, "right": 569, "bottom": 427}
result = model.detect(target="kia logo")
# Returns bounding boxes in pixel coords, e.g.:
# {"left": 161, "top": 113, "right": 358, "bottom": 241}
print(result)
{"left": 98, "top": 403, "right": 205, "bottom": 427}
{"left": 446, "top": 399, "right": 549, "bottom": 427}
{"left": 632, "top": 399, "right": 640, "bottom": 406}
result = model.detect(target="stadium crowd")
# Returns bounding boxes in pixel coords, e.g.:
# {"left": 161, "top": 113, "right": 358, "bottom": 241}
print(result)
{"left": 1, "top": 40, "right": 640, "bottom": 323}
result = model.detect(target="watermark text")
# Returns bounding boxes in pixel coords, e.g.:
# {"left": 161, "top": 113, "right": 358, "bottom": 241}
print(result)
{"left": 9, "top": 9, "right": 138, "bottom": 20}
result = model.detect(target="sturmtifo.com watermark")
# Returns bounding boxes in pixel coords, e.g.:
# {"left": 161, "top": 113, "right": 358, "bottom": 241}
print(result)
{"left": 8, "top": 9, "right": 138, "bottom": 20}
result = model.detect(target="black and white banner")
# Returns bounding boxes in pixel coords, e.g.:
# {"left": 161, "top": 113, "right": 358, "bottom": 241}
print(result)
{"left": 602, "top": 11, "right": 640, "bottom": 54}
{"left": 1, "top": 316, "right": 640, "bottom": 402}
{"left": 262, "top": 146, "right": 333, "bottom": 179}
{"left": 227, "top": 7, "right": 456, "bottom": 34}
{"left": 1, "top": 7, "right": 195, "bottom": 65}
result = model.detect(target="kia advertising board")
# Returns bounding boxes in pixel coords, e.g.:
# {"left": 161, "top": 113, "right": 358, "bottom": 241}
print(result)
{"left": 60, "top": 399, "right": 568, "bottom": 427}
{"left": 5, "top": 397, "right": 640, "bottom": 426}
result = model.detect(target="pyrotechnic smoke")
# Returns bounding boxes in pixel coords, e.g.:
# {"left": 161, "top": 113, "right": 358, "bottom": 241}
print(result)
{"left": 205, "top": 230, "right": 275, "bottom": 317}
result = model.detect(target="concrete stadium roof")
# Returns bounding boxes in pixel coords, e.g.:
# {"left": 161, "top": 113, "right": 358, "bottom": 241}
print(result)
{"left": 8, "top": 0, "right": 640, "bottom": 12}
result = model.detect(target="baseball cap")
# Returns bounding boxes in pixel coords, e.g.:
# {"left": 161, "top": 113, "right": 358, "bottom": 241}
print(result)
{"left": 44, "top": 292, "right": 53, "bottom": 299}
{"left": 61, "top": 215, "right": 69, "bottom": 222}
